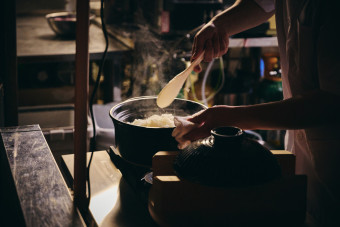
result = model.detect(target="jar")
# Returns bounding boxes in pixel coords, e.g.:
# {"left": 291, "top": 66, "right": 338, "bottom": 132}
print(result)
{"left": 258, "top": 53, "right": 284, "bottom": 148}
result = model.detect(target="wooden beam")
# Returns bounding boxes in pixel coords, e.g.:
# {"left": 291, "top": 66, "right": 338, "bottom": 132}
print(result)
{"left": 0, "top": 0, "right": 18, "bottom": 126}
{"left": 74, "top": 0, "right": 90, "bottom": 214}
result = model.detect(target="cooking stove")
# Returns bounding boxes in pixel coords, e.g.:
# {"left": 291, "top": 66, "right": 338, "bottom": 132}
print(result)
{"left": 107, "top": 146, "right": 152, "bottom": 207}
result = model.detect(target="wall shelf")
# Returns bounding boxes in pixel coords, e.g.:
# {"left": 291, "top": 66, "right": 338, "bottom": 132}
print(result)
{"left": 229, "top": 37, "right": 278, "bottom": 48}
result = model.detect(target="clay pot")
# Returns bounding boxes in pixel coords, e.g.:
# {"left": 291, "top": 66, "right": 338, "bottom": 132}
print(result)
{"left": 173, "top": 126, "right": 282, "bottom": 187}
{"left": 110, "top": 96, "right": 207, "bottom": 166}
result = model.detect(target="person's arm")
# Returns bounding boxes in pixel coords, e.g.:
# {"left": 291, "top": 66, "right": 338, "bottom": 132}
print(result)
{"left": 173, "top": 90, "right": 340, "bottom": 148}
{"left": 192, "top": 0, "right": 275, "bottom": 71}
{"left": 213, "top": 0, "right": 275, "bottom": 37}
{"left": 227, "top": 90, "right": 340, "bottom": 130}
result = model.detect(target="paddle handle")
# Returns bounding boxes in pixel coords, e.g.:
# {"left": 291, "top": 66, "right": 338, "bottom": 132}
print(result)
{"left": 188, "top": 52, "right": 205, "bottom": 71}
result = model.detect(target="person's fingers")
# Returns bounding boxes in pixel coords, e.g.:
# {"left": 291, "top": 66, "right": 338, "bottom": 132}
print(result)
{"left": 172, "top": 116, "right": 185, "bottom": 137}
{"left": 183, "top": 109, "right": 213, "bottom": 141}
{"left": 191, "top": 36, "right": 198, "bottom": 60}
{"left": 172, "top": 110, "right": 213, "bottom": 148}
{"left": 183, "top": 123, "right": 212, "bottom": 142}
{"left": 192, "top": 35, "right": 205, "bottom": 61}
{"left": 174, "top": 131, "right": 192, "bottom": 149}
{"left": 172, "top": 116, "right": 198, "bottom": 138}
{"left": 219, "top": 36, "right": 225, "bottom": 55}
{"left": 177, "top": 140, "right": 191, "bottom": 150}
{"left": 212, "top": 33, "right": 220, "bottom": 58}
{"left": 204, "top": 39, "right": 214, "bottom": 62}
{"left": 222, "top": 36, "right": 229, "bottom": 55}
{"left": 217, "top": 36, "right": 226, "bottom": 57}
{"left": 188, "top": 109, "right": 208, "bottom": 124}
{"left": 193, "top": 64, "right": 202, "bottom": 73}
{"left": 173, "top": 124, "right": 193, "bottom": 150}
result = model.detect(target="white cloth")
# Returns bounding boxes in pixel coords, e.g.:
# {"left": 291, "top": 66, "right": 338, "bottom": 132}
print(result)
{"left": 275, "top": 0, "right": 340, "bottom": 226}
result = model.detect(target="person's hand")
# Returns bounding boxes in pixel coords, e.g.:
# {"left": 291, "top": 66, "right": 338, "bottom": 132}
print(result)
{"left": 191, "top": 19, "right": 230, "bottom": 72}
{"left": 172, "top": 116, "right": 198, "bottom": 149}
{"left": 172, "top": 106, "right": 231, "bottom": 149}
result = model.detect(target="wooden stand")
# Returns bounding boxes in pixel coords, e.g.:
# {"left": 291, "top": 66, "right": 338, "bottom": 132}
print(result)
{"left": 149, "top": 151, "right": 307, "bottom": 227}
{"left": 74, "top": 0, "right": 90, "bottom": 216}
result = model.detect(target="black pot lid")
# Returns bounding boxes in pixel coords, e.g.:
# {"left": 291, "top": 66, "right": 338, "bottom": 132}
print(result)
{"left": 173, "top": 127, "right": 282, "bottom": 187}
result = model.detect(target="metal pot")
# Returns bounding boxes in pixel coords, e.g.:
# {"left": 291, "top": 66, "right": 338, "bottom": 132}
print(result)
{"left": 110, "top": 96, "right": 207, "bottom": 166}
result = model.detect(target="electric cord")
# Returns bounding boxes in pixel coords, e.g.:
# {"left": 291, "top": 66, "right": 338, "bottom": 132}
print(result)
{"left": 201, "top": 59, "right": 215, "bottom": 106}
{"left": 202, "top": 57, "right": 225, "bottom": 105}
{"left": 86, "top": 0, "right": 108, "bottom": 206}
{"left": 189, "top": 56, "right": 225, "bottom": 106}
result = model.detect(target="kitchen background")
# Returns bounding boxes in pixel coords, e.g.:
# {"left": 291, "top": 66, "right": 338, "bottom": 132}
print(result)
{"left": 2, "top": 0, "right": 283, "bottom": 168}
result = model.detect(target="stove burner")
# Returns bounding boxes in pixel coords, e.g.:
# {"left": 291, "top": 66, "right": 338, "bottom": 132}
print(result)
{"left": 107, "top": 146, "right": 152, "bottom": 206}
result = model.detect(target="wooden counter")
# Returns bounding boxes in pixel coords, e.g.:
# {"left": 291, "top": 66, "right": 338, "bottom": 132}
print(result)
{"left": 0, "top": 125, "right": 84, "bottom": 226}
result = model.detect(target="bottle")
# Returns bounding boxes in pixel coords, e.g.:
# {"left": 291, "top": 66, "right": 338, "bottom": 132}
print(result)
{"left": 258, "top": 53, "right": 285, "bottom": 148}
{"left": 258, "top": 53, "right": 283, "bottom": 102}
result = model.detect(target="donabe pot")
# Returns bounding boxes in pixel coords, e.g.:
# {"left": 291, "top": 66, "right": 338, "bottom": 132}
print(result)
{"left": 173, "top": 126, "right": 282, "bottom": 187}
{"left": 110, "top": 96, "right": 207, "bottom": 166}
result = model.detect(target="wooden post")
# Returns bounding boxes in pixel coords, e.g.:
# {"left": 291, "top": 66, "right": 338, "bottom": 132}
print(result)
{"left": 1, "top": 0, "right": 18, "bottom": 126}
{"left": 74, "top": 0, "right": 90, "bottom": 214}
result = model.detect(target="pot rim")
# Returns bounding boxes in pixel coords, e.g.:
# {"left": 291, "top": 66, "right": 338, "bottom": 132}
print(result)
{"left": 109, "top": 96, "right": 207, "bottom": 129}
{"left": 211, "top": 126, "right": 244, "bottom": 138}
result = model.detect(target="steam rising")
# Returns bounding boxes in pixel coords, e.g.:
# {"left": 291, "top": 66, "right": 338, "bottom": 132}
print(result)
{"left": 131, "top": 24, "right": 167, "bottom": 97}
{"left": 123, "top": 10, "right": 195, "bottom": 99}
{"left": 111, "top": 97, "right": 207, "bottom": 125}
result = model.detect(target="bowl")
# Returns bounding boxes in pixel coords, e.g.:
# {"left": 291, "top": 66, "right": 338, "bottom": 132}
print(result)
{"left": 110, "top": 96, "right": 207, "bottom": 167}
{"left": 46, "top": 12, "right": 96, "bottom": 37}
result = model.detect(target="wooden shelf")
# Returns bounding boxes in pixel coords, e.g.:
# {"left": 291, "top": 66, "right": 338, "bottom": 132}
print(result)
{"left": 16, "top": 15, "right": 131, "bottom": 63}
{"left": 229, "top": 36, "right": 278, "bottom": 48}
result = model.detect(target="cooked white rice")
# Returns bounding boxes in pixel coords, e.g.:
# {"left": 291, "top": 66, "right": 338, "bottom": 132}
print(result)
{"left": 130, "top": 114, "right": 175, "bottom": 127}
